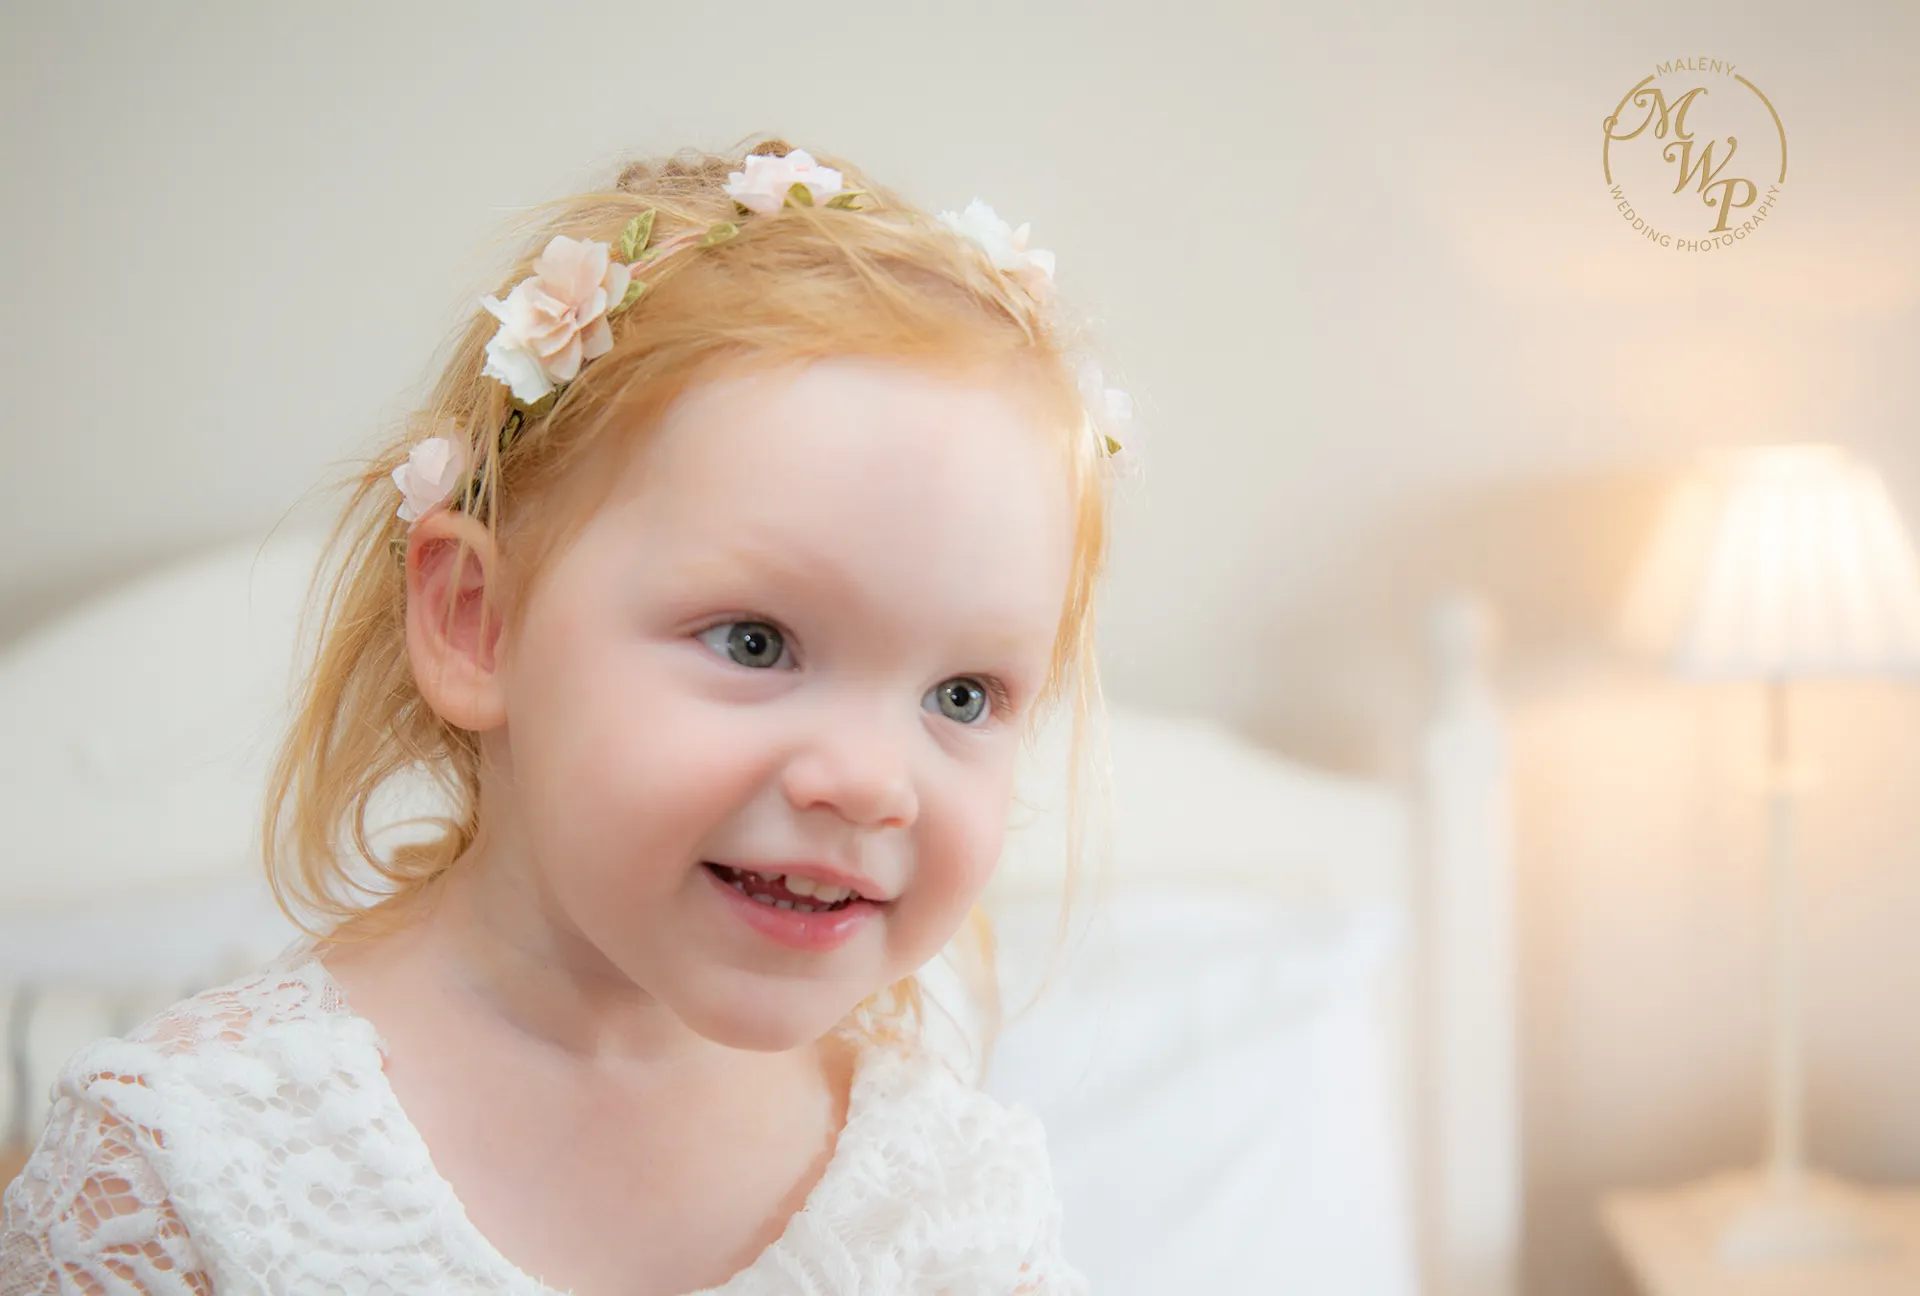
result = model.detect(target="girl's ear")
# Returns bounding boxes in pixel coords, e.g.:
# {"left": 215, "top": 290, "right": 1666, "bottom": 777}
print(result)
{"left": 404, "top": 511, "right": 509, "bottom": 732}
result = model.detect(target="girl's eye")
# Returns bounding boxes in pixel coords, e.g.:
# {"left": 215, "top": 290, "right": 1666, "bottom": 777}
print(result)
{"left": 923, "top": 677, "right": 1005, "bottom": 727}
{"left": 698, "top": 620, "right": 789, "bottom": 669}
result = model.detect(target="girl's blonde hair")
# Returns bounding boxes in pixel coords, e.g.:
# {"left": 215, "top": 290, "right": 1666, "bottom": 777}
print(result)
{"left": 265, "top": 137, "right": 1111, "bottom": 1055}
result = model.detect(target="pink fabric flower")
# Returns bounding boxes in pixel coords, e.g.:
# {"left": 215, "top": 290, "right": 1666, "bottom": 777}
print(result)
{"left": 479, "top": 236, "right": 632, "bottom": 403}
{"left": 723, "top": 148, "right": 847, "bottom": 215}
{"left": 392, "top": 436, "right": 469, "bottom": 523}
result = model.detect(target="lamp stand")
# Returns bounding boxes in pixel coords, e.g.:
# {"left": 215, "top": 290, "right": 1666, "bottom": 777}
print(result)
{"left": 1707, "top": 678, "right": 1895, "bottom": 1268}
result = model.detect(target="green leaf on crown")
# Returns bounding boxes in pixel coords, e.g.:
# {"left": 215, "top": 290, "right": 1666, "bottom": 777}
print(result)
{"left": 824, "top": 190, "right": 868, "bottom": 210}
{"left": 511, "top": 388, "right": 559, "bottom": 418}
{"left": 784, "top": 182, "right": 815, "bottom": 207}
{"left": 697, "top": 221, "right": 740, "bottom": 247}
{"left": 619, "top": 210, "right": 656, "bottom": 261}
{"left": 1104, "top": 435, "right": 1123, "bottom": 455}
{"left": 608, "top": 278, "right": 646, "bottom": 316}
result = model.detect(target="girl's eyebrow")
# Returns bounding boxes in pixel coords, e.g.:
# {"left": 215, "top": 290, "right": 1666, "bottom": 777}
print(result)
{"left": 673, "top": 543, "right": 847, "bottom": 597}
{"left": 672, "top": 543, "right": 1047, "bottom": 662}
{"left": 666, "top": 541, "right": 900, "bottom": 632}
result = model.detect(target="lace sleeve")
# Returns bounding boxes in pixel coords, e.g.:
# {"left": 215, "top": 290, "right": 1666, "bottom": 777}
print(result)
{"left": 1012, "top": 1198, "right": 1089, "bottom": 1296}
{"left": 0, "top": 1058, "right": 212, "bottom": 1296}
{"left": 1005, "top": 1112, "right": 1087, "bottom": 1296}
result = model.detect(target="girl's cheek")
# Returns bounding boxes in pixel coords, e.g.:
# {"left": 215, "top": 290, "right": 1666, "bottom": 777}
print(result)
{"left": 925, "top": 777, "right": 1013, "bottom": 895}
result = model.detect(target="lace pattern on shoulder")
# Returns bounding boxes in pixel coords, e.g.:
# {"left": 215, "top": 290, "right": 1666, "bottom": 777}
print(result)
{"left": 130, "top": 951, "right": 351, "bottom": 1057}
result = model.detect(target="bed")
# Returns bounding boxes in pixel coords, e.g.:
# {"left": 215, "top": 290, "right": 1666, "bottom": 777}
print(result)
{"left": 0, "top": 529, "right": 1520, "bottom": 1295}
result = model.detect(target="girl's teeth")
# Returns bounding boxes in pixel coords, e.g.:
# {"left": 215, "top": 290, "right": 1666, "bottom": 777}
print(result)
{"left": 718, "top": 867, "right": 853, "bottom": 913}
{"left": 764, "top": 873, "right": 854, "bottom": 903}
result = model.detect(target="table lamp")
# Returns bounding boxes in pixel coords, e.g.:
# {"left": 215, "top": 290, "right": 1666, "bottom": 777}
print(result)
{"left": 1622, "top": 443, "right": 1920, "bottom": 1267}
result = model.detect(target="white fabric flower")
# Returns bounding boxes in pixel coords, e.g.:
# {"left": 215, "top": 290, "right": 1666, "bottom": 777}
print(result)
{"left": 479, "top": 235, "right": 631, "bottom": 404}
{"left": 938, "top": 199, "right": 1057, "bottom": 288}
{"left": 391, "top": 436, "right": 469, "bottom": 523}
{"left": 1077, "top": 361, "right": 1137, "bottom": 478}
{"left": 723, "top": 148, "right": 847, "bottom": 215}
{"left": 1078, "top": 361, "right": 1132, "bottom": 429}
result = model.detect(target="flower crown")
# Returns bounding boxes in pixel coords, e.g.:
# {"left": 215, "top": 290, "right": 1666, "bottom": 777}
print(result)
{"left": 391, "top": 149, "right": 1134, "bottom": 529}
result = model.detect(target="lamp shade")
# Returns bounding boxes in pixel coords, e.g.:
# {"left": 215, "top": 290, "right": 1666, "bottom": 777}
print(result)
{"left": 1623, "top": 445, "right": 1920, "bottom": 678}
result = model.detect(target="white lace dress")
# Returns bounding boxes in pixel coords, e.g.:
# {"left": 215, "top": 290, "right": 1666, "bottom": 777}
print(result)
{"left": 0, "top": 950, "right": 1085, "bottom": 1295}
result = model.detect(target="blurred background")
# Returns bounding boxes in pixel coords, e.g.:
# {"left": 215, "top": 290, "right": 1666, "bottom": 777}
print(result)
{"left": 5, "top": 2, "right": 1920, "bottom": 1293}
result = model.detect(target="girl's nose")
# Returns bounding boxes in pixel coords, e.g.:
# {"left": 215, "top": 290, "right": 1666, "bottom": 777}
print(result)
{"left": 779, "top": 712, "right": 919, "bottom": 830}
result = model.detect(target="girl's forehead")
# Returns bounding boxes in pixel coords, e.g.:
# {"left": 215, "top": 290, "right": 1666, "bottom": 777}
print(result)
{"left": 627, "top": 360, "right": 1065, "bottom": 538}
{"left": 591, "top": 359, "right": 1075, "bottom": 630}
{"left": 659, "top": 359, "right": 1044, "bottom": 469}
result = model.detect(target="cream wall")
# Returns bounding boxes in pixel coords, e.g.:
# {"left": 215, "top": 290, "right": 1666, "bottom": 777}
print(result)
{"left": 5, "top": 2, "right": 1920, "bottom": 1292}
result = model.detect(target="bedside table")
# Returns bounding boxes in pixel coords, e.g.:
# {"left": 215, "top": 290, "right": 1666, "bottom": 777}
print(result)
{"left": 1601, "top": 1171, "right": 1920, "bottom": 1295}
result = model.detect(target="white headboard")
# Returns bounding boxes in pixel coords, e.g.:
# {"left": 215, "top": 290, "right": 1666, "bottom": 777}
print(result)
{"left": 0, "top": 530, "right": 327, "bottom": 916}
{"left": 1417, "top": 596, "right": 1521, "bottom": 1296}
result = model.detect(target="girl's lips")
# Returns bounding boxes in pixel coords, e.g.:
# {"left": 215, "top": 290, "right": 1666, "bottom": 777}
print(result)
{"left": 702, "top": 862, "right": 882, "bottom": 952}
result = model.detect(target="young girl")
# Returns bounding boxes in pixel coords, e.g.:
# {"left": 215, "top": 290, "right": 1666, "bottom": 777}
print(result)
{"left": 0, "top": 139, "right": 1128, "bottom": 1294}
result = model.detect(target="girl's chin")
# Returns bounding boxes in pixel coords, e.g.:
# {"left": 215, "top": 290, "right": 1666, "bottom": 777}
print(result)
{"left": 680, "top": 995, "right": 858, "bottom": 1054}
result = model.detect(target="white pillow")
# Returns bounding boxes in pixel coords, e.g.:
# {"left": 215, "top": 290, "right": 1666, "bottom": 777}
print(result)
{"left": 980, "top": 883, "right": 1416, "bottom": 1295}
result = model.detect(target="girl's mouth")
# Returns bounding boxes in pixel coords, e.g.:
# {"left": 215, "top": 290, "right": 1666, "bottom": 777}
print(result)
{"left": 701, "top": 861, "right": 883, "bottom": 952}
{"left": 703, "top": 861, "right": 862, "bottom": 911}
